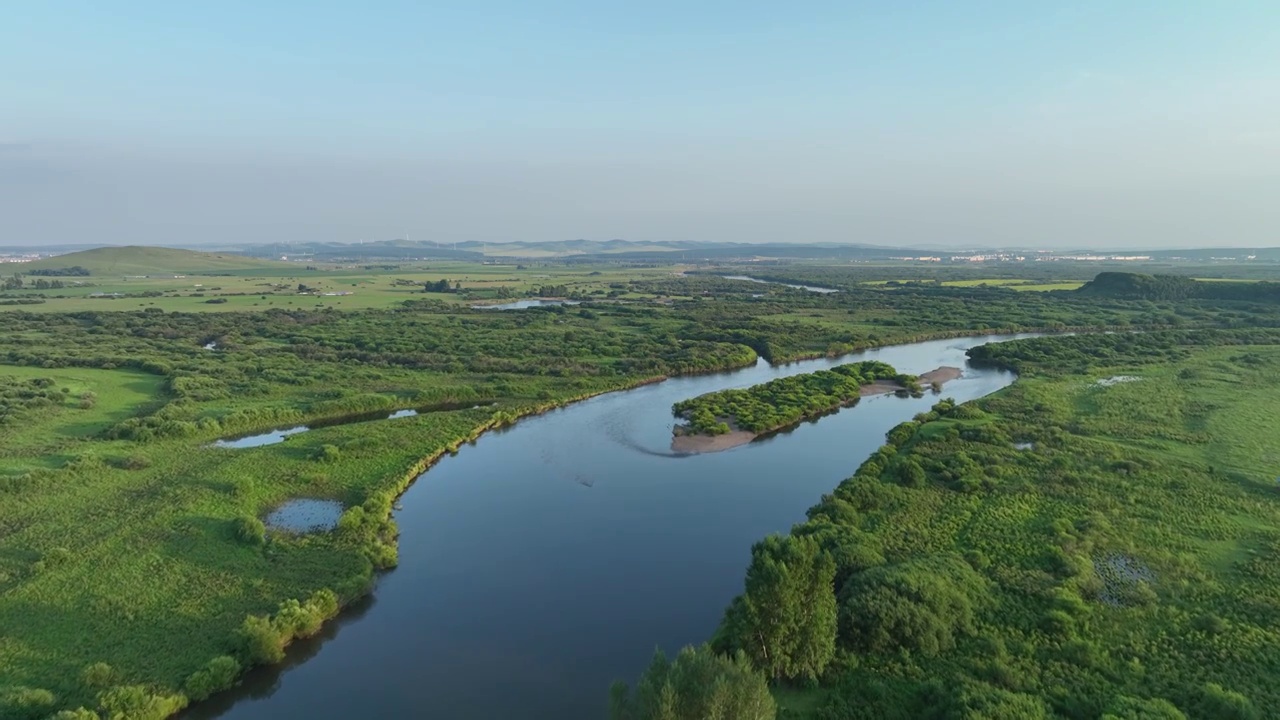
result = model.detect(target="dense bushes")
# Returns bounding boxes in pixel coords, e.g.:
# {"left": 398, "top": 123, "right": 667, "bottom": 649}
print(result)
{"left": 183, "top": 656, "right": 241, "bottom": 701}
{"left": 231, "top": 516, "right": 266, "bottom": 546}
{"left": 238, "top": 589, "right": 341, "bottom": 666}
{"left": 608, "top": 646, "right": 775, "bottom": 720}
{"left": 95, "top": 685, "right": 186, "bottom": 720}
{"left": 837, "top": 553, "right": 988, "bottom": 656}
{"left": 714, "top": 535, "right": 837, "bottom": 682}
{"left": 1079, "top": 272, "right": 1280, "bottom": 303}
{"left": 701, "top": 332, "right": 1280, "bottom": 718}
{"left": 0, "top": 686, "right": 57, "bottom": 720}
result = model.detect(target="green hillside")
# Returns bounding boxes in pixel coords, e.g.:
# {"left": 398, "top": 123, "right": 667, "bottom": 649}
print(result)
{"left": 21, "top": 246, "right": 289, "bottom": 276}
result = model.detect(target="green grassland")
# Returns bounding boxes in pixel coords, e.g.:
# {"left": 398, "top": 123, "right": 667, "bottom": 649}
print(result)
{"left": 6, "top": 256, "right": 1280, "bottom": 717}
{"left": 0, "top": 366, "right": 165, "bottom": 475}
{"left": 2, "top": 258, "right": 683, "bottom": 313}
{"left": 0, "top": 298, "right": 773, "bottom": 716}
{"left": 703, "top": 330, "right": 1280, "bottom": 719}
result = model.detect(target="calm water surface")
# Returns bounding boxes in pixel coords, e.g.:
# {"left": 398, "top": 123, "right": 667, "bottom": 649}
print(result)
{"left": 214, "top": 408, "right": 474, "bottom": 449}
{"left": 721, "top": 275, "right": 840, "bottom": 293}
{"left": 472, "top": 299, "right": 582, "bottom": 310}
{"left": 194, "top": 334, "right": 1032, "bottom": 720}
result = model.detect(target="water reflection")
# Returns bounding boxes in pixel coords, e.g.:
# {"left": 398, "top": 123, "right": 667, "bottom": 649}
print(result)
{"left": 200, "top": 335, "right": 1030, "bottom": 720}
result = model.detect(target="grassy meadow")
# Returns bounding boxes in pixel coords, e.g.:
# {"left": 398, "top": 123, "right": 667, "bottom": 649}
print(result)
{"left": 5, "top": 249, "right": 1280, "bottom": 718}
{"left": 1, "top": 260, "right": 684, "bottom": 313}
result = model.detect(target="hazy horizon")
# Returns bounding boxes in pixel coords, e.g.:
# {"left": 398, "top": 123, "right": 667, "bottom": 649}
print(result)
{"left": 3, "top": 2, "right": 1278, "bottom": 249}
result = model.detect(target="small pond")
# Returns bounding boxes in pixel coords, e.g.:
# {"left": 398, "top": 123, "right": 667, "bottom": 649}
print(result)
{"left": 472, "top": 299, "right": 581, "bottom": 310}
{"left": 1093, "top": 375, "right": 1142, "bottom": 387}
{"left": 211, "top": 405, "right": 491, "bottom": 450}
{"left": 265, "top": 499, "right": 345, "bottom": 533}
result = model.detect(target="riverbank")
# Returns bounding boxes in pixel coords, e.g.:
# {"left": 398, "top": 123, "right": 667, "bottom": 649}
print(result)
{"left": 671, "top": 365, "right": 962, "bottom": 454}
{"left": 198, "top": 333, "right": 1041, "bottom": 720}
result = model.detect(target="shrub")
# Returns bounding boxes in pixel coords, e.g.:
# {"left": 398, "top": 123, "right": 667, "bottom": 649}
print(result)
{"left": 82, "top": 662, "right": 115, "bottom": 688}
{"left": 1195, "top": 683, "right": 1259, "bottom": 720}
{"left": 238, "top": 615, "right": 285, "bottom": 665}
{"left": 839, "top": 553, "right": 989, "bottom": 656}
{"left": 42, "top": 547, "right": 74, "bottom": 568}
{"left": 115, "top": 453, "right": 152, "bottom": 470}
{"left": 315, "top": 444, "right": 341, "bottom": 463}
{"left": 608, "top": 646, "right": 775, "bottom": 720}
{"left": 1041, "top": 610, "right": 1076, "bottom": 639}
{"left": 238, "top": 589, "right": 341, "bottom": 667}
{"left": 183, "top": 655, "right": 241, "bottom": 701}
{"left": 0, "top": 686, "right": 57, "bottom": 720}
{"left": 1192, "top": 613, "right": 1228, "bottom": 635}
{"left": 950, "top": 682, "right": 1049, "bottom": 719}
{"left": 96, "top": 685, "right": 187, "bottom": 720}
{"left": 50, "top": 709, "right": 102, "bottom": 720}
{"left": 232, "top": 516, "right": 266, "bottom": 546}
{"left": 1103, "top": 695, "right": 1187, "bottom": 719}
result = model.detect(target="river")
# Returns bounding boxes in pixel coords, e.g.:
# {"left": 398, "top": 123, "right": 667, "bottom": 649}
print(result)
{"left": 721, "top": 275, "right": 839, "bottom": 293}
{"left": 192, "top": 334, "right": 1032, "bottom": 720}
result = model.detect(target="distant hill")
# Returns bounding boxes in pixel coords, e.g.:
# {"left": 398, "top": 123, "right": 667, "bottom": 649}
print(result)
{"left": 20, "top": 246, "right": 288, "bottom": 276}
{"left": 1078, "top": 271, "right": 1280, "bottom": 302}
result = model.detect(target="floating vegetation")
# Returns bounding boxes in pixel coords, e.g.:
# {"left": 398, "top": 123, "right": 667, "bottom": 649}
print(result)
{"left": 1095, "top": 553, "right": 1156, "bottom": 607}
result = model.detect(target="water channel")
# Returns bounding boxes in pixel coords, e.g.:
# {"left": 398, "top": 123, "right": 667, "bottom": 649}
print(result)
{"left": 721, "top": 275, "right": 840, "bottom": 293}
{"left": 194, "top": 333, "right": 1034, "bottom": 719}
{"left": 472, "top": 299, "right": 582, "bottom": 310}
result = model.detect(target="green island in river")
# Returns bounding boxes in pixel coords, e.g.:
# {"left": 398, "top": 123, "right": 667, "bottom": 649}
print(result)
{"left": 670, "top": 362, "right": 964, "bottom": 454}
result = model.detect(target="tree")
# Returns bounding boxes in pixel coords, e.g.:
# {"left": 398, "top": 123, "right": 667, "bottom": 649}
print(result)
{"left": 1195, "top": 684, "right": 1259, "bottom": 720}
{"left": 609, "top": 645, "right": 775, "bottom": 720}
{"left": 896, "top": 458, "right": 927, "bottom": 487}
{"left": 315, "top": 444, "right": 341, "bottom": 462}
{"left": 232, "top": 515, "right": 266, "bottom": 546}
{"left": 715, "top": 534, "right": 837, "bottom": 682}
{"left": 950, "top": 683, "right": 1050, "bottom": 719}
{"left": 238, "top": 615, "right": 285, "bottom": 664}
{"left": 838, "top": 553, "right": 989, "bottom": 656}
{"left": 1103, "top": 695, "right": 1187, "bottom": 720}
{"left": 184, "top": 655, "right": 242, "bottom": 701}
{"left": 96, "top": 685, "right": 186, "bottom": 720}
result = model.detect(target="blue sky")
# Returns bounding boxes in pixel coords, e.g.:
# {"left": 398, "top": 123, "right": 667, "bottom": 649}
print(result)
{"left": 2, "top": 1, "right": 1278, "bottom": 247}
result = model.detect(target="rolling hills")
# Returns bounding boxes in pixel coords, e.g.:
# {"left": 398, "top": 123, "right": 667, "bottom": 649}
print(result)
{"left": 21, "top": 246, "right": 288, "bottom": 276}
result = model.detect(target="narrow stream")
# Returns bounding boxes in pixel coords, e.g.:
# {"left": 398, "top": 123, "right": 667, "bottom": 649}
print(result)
{"left": 192, "top": 334, "right": 1032, "bottom": 719}
{"left": 213, "top": 406, "right": 493, "bottom": 449}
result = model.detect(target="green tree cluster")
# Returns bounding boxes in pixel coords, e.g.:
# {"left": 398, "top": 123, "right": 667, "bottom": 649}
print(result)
{"left": 674, "top": 361, "right": 918, "bottom": 436}
{"left": 608, "top": 645, "right": 775, "bottom": 720}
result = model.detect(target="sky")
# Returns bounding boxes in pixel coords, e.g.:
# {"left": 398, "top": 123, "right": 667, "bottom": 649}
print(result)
{"left": 2, "top": 1, "right": 1278, "bottom": 249}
